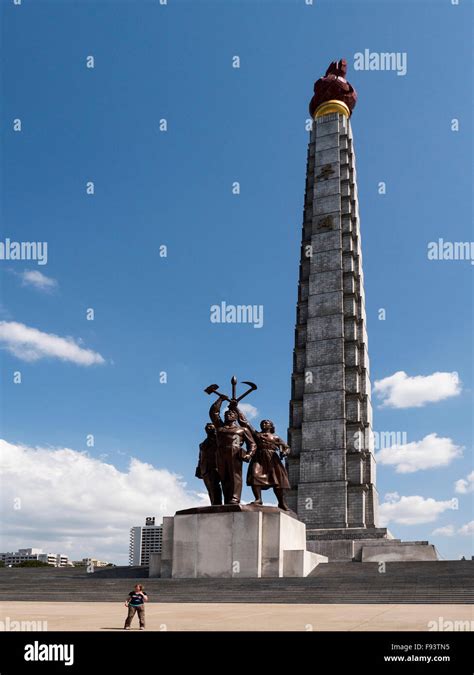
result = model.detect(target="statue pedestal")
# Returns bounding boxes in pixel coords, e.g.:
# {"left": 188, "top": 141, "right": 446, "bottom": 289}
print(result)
{"left": 155, "top": 505, "right": 327, "bottom": 579}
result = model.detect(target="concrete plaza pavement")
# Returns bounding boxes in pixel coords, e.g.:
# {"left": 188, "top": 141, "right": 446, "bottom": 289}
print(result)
{"left": 1, "top": 602, "right": 472, "bottom": 632}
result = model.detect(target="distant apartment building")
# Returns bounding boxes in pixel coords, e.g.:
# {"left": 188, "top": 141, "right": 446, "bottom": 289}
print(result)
{"left": 72, "top": 558, "right": 113, "bottom": 568}
{"left": 129, "top": 517, "right": 163, "bottom": 566}
{"left": 0, "top": 548, "right": 70, "bottom": 567}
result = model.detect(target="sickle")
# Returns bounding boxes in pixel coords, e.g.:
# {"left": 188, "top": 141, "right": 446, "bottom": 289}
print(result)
{"left": 236, "top": 381, "right": 257, "bottom": 402}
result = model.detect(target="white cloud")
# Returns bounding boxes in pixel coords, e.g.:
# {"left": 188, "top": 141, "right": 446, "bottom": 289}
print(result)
{"left": 455, "top": 471, "right": 474, "bottom": 494}
{"left": 432, "top": 522, "right": 474, "bottom": 537}
{"left": 432, "top": 525, "right": 455, "bottom": 537}
{"left": 458, "top": 521, "right": 474, "bottom": 536}
{"left": 0, "top": 439, "right": 206, "bottom": 564}
{"left": 0, "top": 321, "right": 105, "bottom": 365}
{"left": 221, "top": 402, "right": 259, "bottom": 421}
{"left": 375, "top": 433, "right": 463, "bottom": 473}
{"left": 373, "top": 371, "right": 461, "bottom": 408}
{"left": 20, "top": 270, "right": 57, "bottom": 292}
{"left": 238, "top": 403, "right": 259, "bottom": 420}
{"left": 379, "top": 493, "right": 457, "bottom": 526}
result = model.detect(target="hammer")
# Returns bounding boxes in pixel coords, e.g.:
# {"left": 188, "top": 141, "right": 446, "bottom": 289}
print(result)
{"left": 203, "top": 383, "right": 229, "bottom": 400}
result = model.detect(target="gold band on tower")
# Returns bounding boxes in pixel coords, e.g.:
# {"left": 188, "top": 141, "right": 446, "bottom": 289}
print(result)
{"left": 313, "top": 99, "right": 351, "bottom": 119}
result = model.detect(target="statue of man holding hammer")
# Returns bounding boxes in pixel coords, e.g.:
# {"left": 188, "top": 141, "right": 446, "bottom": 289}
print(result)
{"left": 206, "top": 377, "right": 257, "bottom": 505}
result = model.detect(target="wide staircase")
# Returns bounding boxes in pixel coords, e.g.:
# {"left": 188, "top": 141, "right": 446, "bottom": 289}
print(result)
{"left": 0, "top": 561, "right": 472, "bottom": 604}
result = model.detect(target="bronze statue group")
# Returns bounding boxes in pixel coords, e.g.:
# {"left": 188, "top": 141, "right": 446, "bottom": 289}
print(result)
{"left": 195, "top": 394, "right": 291, "bottom": 511}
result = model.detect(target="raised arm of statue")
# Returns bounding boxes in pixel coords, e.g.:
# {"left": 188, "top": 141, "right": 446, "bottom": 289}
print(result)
{"left": 209, "top": 396, "right": 225, "bottom": 428}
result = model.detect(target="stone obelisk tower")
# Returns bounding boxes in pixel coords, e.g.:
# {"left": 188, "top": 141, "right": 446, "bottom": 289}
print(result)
{"left": 286, "top": 60, "right": 439, "bottom": 563}
{"left": 287, "top": 60, "right": 386, "bottom": 557}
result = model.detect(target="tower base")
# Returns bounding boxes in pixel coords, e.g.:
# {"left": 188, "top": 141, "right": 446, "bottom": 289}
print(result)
{"left": 306, "top": 527, "right": 438, "bottom": 562}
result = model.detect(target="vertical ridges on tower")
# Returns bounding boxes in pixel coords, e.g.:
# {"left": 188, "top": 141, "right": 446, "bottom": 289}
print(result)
{"left": 288, "top": 110, "right": 379, "bottom": 535}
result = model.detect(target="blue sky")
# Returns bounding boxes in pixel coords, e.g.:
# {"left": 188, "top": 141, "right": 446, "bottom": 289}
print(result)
{"left": 0, "top": 0, "right": 472, "bottom": 563}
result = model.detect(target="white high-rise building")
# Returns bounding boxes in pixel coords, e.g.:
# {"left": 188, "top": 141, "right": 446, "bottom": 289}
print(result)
{"left": 129, "top": 517, "right": 162, "bottom": 566}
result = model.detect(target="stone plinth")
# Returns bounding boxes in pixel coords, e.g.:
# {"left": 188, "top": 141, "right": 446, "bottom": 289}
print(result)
{"left": 153, "top": 505, "right": 327, "bottom": 579}
{"left": 361, "top": 543, "right": 439, "bottom": 563}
